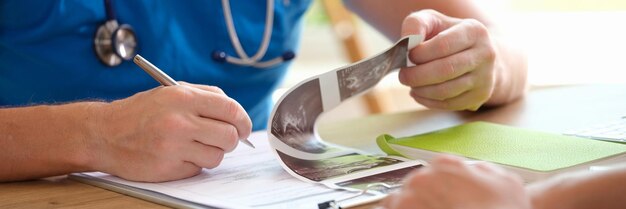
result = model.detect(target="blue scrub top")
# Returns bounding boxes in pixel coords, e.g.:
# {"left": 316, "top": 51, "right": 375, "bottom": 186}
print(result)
{"left": 0, "top": 0, "right": 311, "bottom": 130}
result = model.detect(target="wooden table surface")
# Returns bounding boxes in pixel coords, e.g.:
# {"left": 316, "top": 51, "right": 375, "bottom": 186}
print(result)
{"left": 2, "top": 84, "right": 625, "bottom": 209}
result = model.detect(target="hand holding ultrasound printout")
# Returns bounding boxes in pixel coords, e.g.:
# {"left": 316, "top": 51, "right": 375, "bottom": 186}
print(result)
{"left": 268, "top": 35, "right": 425, "bottom": 192}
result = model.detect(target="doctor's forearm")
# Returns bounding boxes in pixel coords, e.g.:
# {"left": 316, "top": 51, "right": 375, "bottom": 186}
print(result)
{"left": 0, "top": 102, "right": 105, "bottom": 182}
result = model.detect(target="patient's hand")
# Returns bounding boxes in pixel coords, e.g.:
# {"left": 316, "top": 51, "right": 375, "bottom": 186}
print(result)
{"left": 381, "top": 155, "right": 531, "bottom": 209}
{"left": 399, "top": 10, "right": 497, "bottom": 111}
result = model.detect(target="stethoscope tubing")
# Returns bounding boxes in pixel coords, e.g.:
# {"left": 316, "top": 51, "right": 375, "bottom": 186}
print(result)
{"left": 96, "top": 0, "right": 293, "bottom": 68}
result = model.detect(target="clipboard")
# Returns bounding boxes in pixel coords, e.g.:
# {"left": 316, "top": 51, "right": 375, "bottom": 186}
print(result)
{"left": 71, "top": 172, "right": 389, "bottom": 209}
{"left": 70, "top": 132, "right": 394, "bottom": 209}
{"left": 70, "top": 173, "right": 213, "bottom": 209}
{"left": 317, "top": 183, "right": 400, "bottom": 209}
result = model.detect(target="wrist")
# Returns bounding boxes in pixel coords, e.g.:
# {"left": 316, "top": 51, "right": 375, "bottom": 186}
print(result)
{"left": 526, "top": 173, "right": 580, "bottom": 209}
{"left": 485, "top": 37, "right": 528, "bottom": 106}
{"left": 60, "top": 102, "right": 111, "bottom": 172}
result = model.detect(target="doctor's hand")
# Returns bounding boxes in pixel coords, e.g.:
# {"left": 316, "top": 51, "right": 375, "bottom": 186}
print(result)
{"left": 399, "top": 10, "right": 497, "bottom": 111}
{"left": 88, "top": 82, "right": 252, "bottom": 182}
{"left": 380, "top": 155, "right": 531, "bottom": 209}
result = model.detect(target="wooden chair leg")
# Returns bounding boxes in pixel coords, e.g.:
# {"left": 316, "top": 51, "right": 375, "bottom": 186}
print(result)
{"left": 320, "top": 0, "right": 390, "bottom": 114}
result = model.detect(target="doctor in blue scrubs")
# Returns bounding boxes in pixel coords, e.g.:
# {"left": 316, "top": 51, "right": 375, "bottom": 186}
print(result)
{"left": 0, "top": 0, "right": 527, "bottom": 182}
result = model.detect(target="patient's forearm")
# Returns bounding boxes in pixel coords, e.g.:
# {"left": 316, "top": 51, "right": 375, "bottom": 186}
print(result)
{"left": 527, "top": 165, "right": 626, "bottom": 209}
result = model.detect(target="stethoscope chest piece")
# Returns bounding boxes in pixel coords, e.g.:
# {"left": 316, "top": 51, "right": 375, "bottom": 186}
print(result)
{"left": 93, "top": 0, "right": 138, "bottom": 67}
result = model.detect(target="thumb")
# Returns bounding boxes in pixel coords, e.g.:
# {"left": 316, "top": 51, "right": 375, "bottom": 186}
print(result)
{"left": 401, "top": 9, "right": 458, "bottom": 40}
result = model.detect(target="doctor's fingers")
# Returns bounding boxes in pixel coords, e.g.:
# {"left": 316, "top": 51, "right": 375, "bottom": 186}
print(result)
{"left": 179, "top": 82, "right": 226, "bottom": 95}
{"left": 409, "top": 18, "right": 491, "bottom": 65}
{"left": 182, "top": 141, "right": 226, "bottom": 169}
{"left": 188, "top": 117, "right": 239, "bottom": 152}
{"left": 159, "top": 162, "right": 203, "bottom": 182}
{"left": 399, "top": 46, "right": 495, "bottom": 87}
{"left": 188, "top": 88, "right": 252, "bottom": 141}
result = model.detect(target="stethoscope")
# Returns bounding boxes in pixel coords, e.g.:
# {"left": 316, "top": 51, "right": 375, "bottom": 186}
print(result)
{"left": 93, "top": 0, "right": 137, "bottom": 67}
{"left": 93, "top": 0, "right": 294, "bottom": 68}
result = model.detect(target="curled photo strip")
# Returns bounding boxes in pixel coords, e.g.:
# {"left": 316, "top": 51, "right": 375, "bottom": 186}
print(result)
{"left": 268, "top": 35, "right": 424, "bottom": 190}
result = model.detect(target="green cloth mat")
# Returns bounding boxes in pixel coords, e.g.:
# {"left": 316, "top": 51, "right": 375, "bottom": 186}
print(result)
{"left": 377, "top": 122, "right": 626, "bottom": 172}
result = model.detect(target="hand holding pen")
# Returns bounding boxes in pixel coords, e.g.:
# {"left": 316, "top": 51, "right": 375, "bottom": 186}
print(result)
{"left": 89, "top": 54, "right": 253, "bottom": 182}
{"left": 134, "top": 54, "right": 255, "bottom": 148}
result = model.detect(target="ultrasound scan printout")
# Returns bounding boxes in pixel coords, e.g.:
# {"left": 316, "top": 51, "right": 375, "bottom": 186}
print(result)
{"left": 268, "top": 35, "right": 425, "bottom": 191}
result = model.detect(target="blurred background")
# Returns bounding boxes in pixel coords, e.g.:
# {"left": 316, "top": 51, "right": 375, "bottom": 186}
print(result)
{"left": 277, "top": 0, "right": 626, "bottom": 121}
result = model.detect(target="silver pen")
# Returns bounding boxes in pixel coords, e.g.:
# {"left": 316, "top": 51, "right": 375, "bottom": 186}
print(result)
{"left": 133, "top": 54, "right": 255, "bottom": 148}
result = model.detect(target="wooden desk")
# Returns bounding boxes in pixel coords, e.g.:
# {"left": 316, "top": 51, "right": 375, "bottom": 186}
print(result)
{"left": 0, "top": 176, "right": 168, "bottom": 208}
{"left": 2, "top": 84, "right": 625, "bottom": 209}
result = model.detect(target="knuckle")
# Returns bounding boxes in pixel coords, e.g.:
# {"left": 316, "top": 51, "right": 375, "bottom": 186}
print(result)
{"left": 408, "top": 49, "right": 422, "bottom": 65}
{"left": 465, "top": 19, "right": 487, "bottom": 33}
{"left": 436, "top": 38, "right": 452, "bottom": 54}
{"left": 207, "top": 86, "right": 225, "bottom": 94}
{"left": 409, "top": 89, "right": 420, "bottom": 101}
{"left": 418, "top": 9, "right": 440, "bottom": 17}
{"left": 474, "top": 86, "right": 493, "bottom": 105}
{"left": 435, "top": 83, "right": 451, "bottom": 97}
{"left": 481, "top": 88, "right": 492, "bottom": 101}
{"left": 403, "top": 12, "right": 422, "bottom": 30}
{"left": 477, "top": 95, "right": 491, "bottom": 108}
{"left": 409, "top": 88, "right": 425, "bottom": 100}
{"left": 483, "top": 45, "right": 497, "bottom": 62}
{"left": 165, "top": 86, "right": 194, "bottom": 104}
{"left": 222, "top": 126, "right": 239, "bottom": 152}
{"left": 223, "top": 98, "right": 242, "bottom": 121}
{"left": 157, "top": 113, "right": 189, "bottom": 135}
{"left": 206, "top": 150, "right": 225, "bottom": 168}
{"left": 463, "top": 19, "right": 488, "bottom": 42}
{"left": 440, "top": 59, "right": 457, "bottom": 78}
{"left": 462, "top": 74, "right": 476, "bottom": 90}
{"left": 398, "top": 68, "right": 413, "bottom": 86}
{"left": 464, "top": 53, "right": 479, "bottom": 69}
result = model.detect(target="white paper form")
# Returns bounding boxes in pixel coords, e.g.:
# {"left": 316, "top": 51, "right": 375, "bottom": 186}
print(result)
{"left": 72, "top": 132, "right": 378, "bottom": 209}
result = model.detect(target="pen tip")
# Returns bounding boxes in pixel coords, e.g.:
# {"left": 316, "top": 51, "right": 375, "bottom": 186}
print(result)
{"left": 241, "top": 138, "right": 255, "bottom": 149}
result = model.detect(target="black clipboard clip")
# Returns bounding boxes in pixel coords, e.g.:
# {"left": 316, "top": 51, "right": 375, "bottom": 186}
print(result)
{"left": 317, "top": 183, "right": 401, "bottom": 209}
